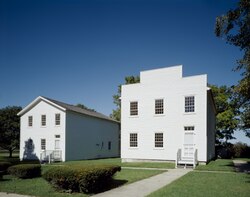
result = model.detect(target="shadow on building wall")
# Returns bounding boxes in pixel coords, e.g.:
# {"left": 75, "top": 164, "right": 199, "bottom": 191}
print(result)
{"left": 23, "top": 138, "right": 39, "bottom": 160}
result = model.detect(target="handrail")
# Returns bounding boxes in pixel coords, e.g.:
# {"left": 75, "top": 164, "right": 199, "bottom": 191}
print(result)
{"left": 40, "top": 150, "right": 62, "bottom": 163}
{"left": 176, "top": 148, "right": 181, "bottom": 168}
{"left": 193, "top": 149, "right": 198, "bottom": 168}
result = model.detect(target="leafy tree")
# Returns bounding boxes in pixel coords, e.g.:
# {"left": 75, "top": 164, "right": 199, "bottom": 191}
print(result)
{"left": 75, "top": 103, "right": 96, "bottom": 112}
{"left": 111, "top": 76, "right": 140, "bottom": 121}
{"left": 215, "top": 0, "right": 250, "bottom": 137}
{"left": 0, "top": 106, "right": 22, "bottom": 157}
{"left": 210, "top": 85, "right": 239, "bottom": 144}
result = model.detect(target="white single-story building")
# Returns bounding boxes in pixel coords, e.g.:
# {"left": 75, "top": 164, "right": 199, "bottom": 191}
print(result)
{"left": 18, "top": 96, "right": 120, "bottom": 162}
{"left": 120, "top": 65, "right": 216, "bottom": 167}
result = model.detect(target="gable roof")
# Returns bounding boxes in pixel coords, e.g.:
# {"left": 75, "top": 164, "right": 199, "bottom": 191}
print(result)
{"left": 18, "top": 96, "right": 119, "bottom": 123}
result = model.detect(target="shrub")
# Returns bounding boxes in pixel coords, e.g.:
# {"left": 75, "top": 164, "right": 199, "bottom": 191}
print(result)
{"left": 8, "top": 164, "right": 41, "bottom": 179}
{"left": 43, "top": 165, "right": 121, "bottom": 193}
{"left": 232, "top": 142, "right": 250, "bottom": 158}
{"left": 0, "top": 162, "right": 12, "bottom": 171}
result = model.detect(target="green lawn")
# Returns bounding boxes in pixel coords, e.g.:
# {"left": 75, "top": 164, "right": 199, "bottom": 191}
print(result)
{"left": 149, "top": 159, "right": 250, "bottom": 197}
{"left": 0, "top": 168, "right": 165, "bottom": 197}
{"left": 148, "top": 171, "right": 250, "bottom": 197}
{"left": 0, "top": 156, "right": 168, "bottom": 197}
{"left": 58, "top": 158, "right": 175, "bottom": 169}
{"left": 195, "top": 159, "right": 235, "bottom": 172}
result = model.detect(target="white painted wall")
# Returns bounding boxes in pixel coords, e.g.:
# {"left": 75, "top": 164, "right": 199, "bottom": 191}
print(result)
{"left": 65, "top": 111, "right": 120, "bottom": 161}
{"left": 121, "top": 65, "right": 214, "bottom": 163}
{"left": 19, "top": 100, "right": 66, "bottom": 161}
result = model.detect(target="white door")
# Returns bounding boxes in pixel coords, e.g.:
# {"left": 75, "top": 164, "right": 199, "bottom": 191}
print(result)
{"left": 55, "top": 140, "right": 60, "bottom": 150}
{"left": 54, "top": 140, "right": 61, "bottom": 159}
{"left": 183, "top": 132, "right": 194, "bottom": 158}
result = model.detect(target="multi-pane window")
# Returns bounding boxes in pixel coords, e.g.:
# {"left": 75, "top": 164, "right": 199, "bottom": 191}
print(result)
{"left": 184, "top": 126, "right": 195, "bottom": 131}
{"left": 185, "top": 96, "right": 195, "bottom": 113}
{"left": 55, "top": 135, "right": 60, "bottom": 138}
{"left": 130, "top": 101, "right": 138, "bottom": 116}
{"left": 155, "top": 99, "right": 164, "bottom": 114}
{"left": 155, "top": 133, "right": 164, "bottom": 148}
{"left": 41, "top": 139, "right": 46, "bottom": 150}
{"left": 55, "top": 113, "right": 60, "bottom": 126}
{"left": 130, "top": 133, "right": 138, "bottom": 147}
{"left": 28, "top": 116, "right": 33, "bottom": 127}
{"left": 41, "top": 115, "right": 46, "bottom": 126}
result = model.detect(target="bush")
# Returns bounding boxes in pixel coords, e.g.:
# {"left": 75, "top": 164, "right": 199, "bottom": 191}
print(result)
{"left": 0, "top": 162, "right": 12, "bottom": 171}
{"left": 43, "top": 165, "right": 121, "bottom": 193}
{"left": 8, "top": 164, "right": 41, "bottom": 179}
{"left": 232, "top": 142, "right": 250, "bottom": 158}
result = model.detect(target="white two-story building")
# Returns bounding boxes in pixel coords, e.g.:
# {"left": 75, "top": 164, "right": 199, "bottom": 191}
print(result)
{"left": 121, "top": 65, "right": 216, "bottom": 167}
{"left": 18, "top": 96, "right": 120, "bottom": 162}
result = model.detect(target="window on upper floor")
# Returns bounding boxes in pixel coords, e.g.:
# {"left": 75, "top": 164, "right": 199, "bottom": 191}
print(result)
{"left": 28, "top": 116, "right": 33, "bottom": 127}
{"left": 155, "top": 99, "right": 164, "bottom": 115}
{"left": 130, "top": 133, "right": 138, "bottom": 147}
{"left": 41, "top": 115, "right": 46, "bottom": 126}
{"left": 155, "top": 133, "right": 164, "bottom": 148}
{"left": 185, "top": 96, "right": 195, "bottom": 113}
{"left": 130, "top": 101, "right": 138, "bottom": 116}
{"left": 41, "top": 139, "right": 46, "bottom": 150}
{"left": 55, "top": 113, "right": 60, "bottom": 126}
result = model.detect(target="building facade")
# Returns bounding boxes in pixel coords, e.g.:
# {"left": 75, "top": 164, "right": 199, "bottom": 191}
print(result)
{"left": 18, "top": 96, "right": 120, "bottom": 162}
{"left": 121, "top": 65, "right": 216, "bottom": 165}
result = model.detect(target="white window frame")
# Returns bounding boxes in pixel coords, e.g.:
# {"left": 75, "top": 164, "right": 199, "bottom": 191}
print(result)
{"left": 130, "top": 101, "right": 138, "bottom": 116}
{"left": 130, "top": 133, "right": 138, "bottom": 147}
{"left": 184, "top": 126, "right": 195, "bottom": 132}
{"left": 155, "top": 132, "right": 164, "bottom": 148}
{"left": 155, "top": 99, "right": 164, "bottom": 115}
{"left": 55, "top": 113, "right": 60, "bottom": 126}
{"left": 41, "top": 139, "right": 46, "bottom": 150}
{"left": 28, "top": 116, "right": 33, "bottom": 127}
{"left": 41, "top": 115, "right": 46, "bottom": 127}
{"left": 185, "top": 96, "right": 195, "bottom": 113}
{"left": 55, "top": 135, "right": 60, "bottom": 138}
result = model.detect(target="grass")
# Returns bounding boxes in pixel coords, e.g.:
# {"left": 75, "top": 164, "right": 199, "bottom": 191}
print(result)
{"left": 59, "top": 158, "right": 175, "bottom": 169}
{"left": 148, "top": 171, "right": 250, "bottom": 197}
{"left": 195, "top": 159, "right": 235, "bottom": 172}
{"left": 149, "top": 158, "right": 250, "bottom": 197}
{"left": 0, "top": 154, "right": 167, "bottom": 197}
{"left": 0, "top": 168, "right": 165, "bottom": 197}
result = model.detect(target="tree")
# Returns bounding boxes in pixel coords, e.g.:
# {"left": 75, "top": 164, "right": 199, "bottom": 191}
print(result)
{"left": 75, "top": 103, "right": 96, "bottom": 112}
{"left": 111, "top": 76, "right": 140, "bottom": 121}
{"left": 215, "top": 0, "right": 250, "bottom": 137}
{"left": 0, "top": 106, "right": 22, "bottom": 157}
{"left": 210, "top": 85, "right": 239, "bottom": 144}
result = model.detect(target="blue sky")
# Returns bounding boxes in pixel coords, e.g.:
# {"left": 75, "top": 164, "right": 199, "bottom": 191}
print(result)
{"left": 0, "top": 0, "right": 248, "bottom": 144}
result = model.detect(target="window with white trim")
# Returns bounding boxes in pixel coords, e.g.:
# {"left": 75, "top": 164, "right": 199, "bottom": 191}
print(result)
{"left": 130, "top": 133, "right": 138, "bottom": 147}
{"left": 41, "top": 139, "right": 46, "bottom": 150}
{"left": 55, "top": 135, "right": 60, "bottom": 138}
{"left": 184, "top": 126, "right": 195, "bottom": 131}
{"left": 28, "top": 116, "right": 33, "bottom": 127}
{"left": 130, "top": 101, "right": 138, "bottom": 116}
{"left": 155, "top": 133, "right": 163, "bottom": 148}
{"left": 155, "top": 99, "right": 164, "bottom": 114}
{"left": 41, "top": 115, "right": 46, "bottom": 126}
{"left": 55, "top": 113, "right": 60, "bottom": 126}
{"left": 185, "top": 96, "right": 195, "bottom": 113}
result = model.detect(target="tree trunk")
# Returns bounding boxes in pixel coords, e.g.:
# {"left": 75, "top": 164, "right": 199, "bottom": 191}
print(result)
{"left": 9, "top": 149, "right": 13, "bottom": 158}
